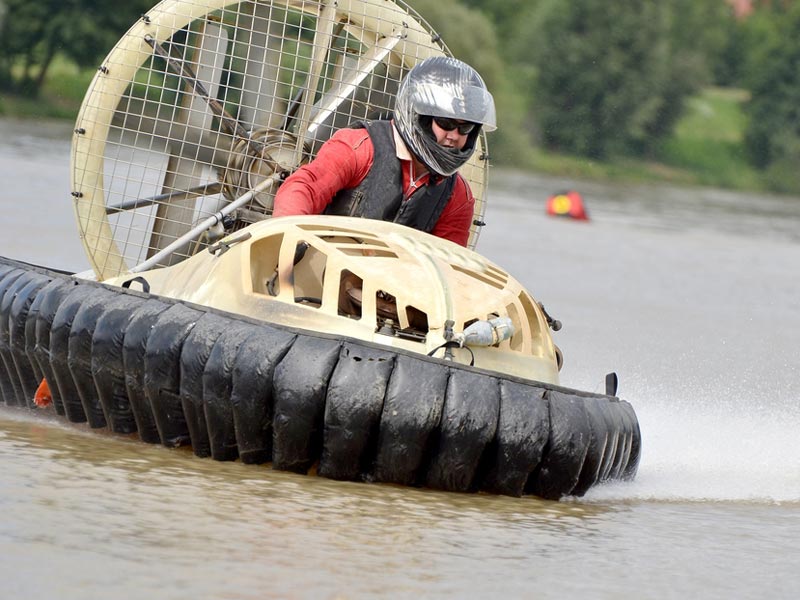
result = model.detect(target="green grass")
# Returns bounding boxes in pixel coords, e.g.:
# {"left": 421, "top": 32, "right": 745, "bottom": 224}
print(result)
{"left": 655, "top": 87, "right": 764, "bottom": 190}
{"left": 528, "top": 147, "right": 698, "bottom": 186}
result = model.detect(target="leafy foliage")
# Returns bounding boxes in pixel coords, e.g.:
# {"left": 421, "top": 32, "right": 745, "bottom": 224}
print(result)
{"left": 740, "top": 2, "right": 800, "bottom": 186}
{"left": 512, "top": 0, "right": 733, "bottom": 159}
{"left": 0, "top": 0, "right": 152, "bottom": 96}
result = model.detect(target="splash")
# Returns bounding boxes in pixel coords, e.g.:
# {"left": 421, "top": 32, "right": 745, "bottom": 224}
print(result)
{"left": 583, "top": 392, "right": 800, "bottom": 504}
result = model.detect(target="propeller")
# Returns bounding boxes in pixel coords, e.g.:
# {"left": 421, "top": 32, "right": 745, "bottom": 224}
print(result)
{"left": 71, "top": 0, "right": 490, "bottom": 281}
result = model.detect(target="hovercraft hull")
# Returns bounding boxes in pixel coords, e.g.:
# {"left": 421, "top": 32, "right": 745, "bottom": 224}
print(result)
{"left": 0, "top": 257, "right": 640, "bottom": 499}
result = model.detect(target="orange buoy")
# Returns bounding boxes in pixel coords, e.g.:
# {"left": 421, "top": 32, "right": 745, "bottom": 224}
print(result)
{"left": 546, "top": 190, "right": 589, "bottom": 221}
{"left": 33, "top": 378, "right": 52, "bottom": 408}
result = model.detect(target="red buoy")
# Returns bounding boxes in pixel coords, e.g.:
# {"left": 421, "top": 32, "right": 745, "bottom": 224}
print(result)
{"left": 546, "top": 190, "right": 589, "bottom": 221}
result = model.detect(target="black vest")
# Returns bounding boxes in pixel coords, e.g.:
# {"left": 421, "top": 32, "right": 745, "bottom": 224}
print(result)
{"left": 324, "top": 121, "right": 456, "bottom": 233}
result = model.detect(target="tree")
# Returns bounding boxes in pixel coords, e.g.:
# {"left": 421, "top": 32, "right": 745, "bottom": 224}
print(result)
{"left": 741, "top": 3, "right": 800, "bottom": 190}
{"left": 528, "top": 0, "right": 669, "bottom": 157}
{"left": 510, "top": 0, "right": 732, "bottom": 159}
{"left": 0, "top": 1, "right": 7, "bottom": 36}
{"left": 0, "top": 0, "right": 6, "bottom": 88}
{"left": 456, "top": 0, "right": 532, "bottom": 42}
{"left": 649, "top": 0, "right": 733, "bottom": 141}
{"left": 0, "top": 0, "right": 152, "bottom": 96}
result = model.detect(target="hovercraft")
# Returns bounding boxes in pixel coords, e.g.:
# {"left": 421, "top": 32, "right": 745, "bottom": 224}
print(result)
{"left": 0, "top": 0, "right": 640, "bottom": 499}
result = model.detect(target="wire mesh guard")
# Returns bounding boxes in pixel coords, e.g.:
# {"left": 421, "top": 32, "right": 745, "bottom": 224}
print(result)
{"left": 71, "top": 0, "right": 490, "bottom": 281}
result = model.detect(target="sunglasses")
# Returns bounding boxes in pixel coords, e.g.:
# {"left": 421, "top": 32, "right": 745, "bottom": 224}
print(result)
{"left": 432, "top": 117, "right": 477, "bottom": 135}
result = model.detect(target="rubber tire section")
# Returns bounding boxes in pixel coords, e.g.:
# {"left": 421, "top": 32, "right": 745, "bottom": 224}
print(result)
{"left": 0, "top": 256, "right": 642, "bottom": 500}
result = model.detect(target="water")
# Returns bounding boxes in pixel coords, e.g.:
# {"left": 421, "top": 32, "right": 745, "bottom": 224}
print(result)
{"left": 0, "top": 118, "right": 89, "bottom": 272}
{"left": 1, "top": 117, "right": 800, "bottom": 598}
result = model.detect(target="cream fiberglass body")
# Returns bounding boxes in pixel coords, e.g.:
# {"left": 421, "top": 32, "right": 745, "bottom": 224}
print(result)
{"left": 105, "top": 216, "right": 561, "bottom": 383}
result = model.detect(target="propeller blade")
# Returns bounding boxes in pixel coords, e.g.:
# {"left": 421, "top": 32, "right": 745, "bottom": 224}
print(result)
{"left": 236, "top": 2, "right": 290, "bottom": 131}
{"left": 290, "top": 0, "right": 340, "bottom": 165}
{"left": 148, "top": 20, "right": 231, "bottom": 264}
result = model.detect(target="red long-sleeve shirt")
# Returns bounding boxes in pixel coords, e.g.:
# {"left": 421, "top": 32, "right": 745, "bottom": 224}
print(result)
{"left": 272, "top": 124, "right": 475, "bottom": 247}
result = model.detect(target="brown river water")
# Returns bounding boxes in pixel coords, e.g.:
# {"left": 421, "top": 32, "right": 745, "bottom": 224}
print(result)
{"left": 1, "top": 117, "right": 799, "bottom": 599}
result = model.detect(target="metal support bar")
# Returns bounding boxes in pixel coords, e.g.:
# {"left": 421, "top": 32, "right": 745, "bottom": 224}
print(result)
{"left": 106, "top": 182, "right": 223, "bottom": 215}
{"left": 130, "top": 174, "right": 280, "bottom": 273}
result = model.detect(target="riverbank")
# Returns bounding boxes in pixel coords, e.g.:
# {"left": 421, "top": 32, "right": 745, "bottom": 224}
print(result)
{"left": 0, "top": 59, "right": 93, "bottom": 120}
{"left": 524, "top": 87, "right": 777, "bottom": 194}
{"left": 1, "top": 80, "right": 791, "bottom": 196}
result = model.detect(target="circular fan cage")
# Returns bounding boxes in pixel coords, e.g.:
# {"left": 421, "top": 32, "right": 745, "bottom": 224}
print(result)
{"left": 70, "top": 0, "right": 491, "bottom": 281}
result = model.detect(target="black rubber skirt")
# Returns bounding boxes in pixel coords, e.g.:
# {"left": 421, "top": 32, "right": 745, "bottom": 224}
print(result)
{"left": 0, "top": 257, "right": 641, "bottom": 500}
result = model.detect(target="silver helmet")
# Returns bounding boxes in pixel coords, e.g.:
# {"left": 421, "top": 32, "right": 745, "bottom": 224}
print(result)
{"left": 393, "top": 56, "right": 496, "bottom": 177}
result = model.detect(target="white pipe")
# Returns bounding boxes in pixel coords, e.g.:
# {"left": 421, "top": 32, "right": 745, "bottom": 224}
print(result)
{"left": 129, "top": 175, "right": 279, "bottom": 273}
